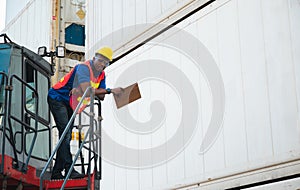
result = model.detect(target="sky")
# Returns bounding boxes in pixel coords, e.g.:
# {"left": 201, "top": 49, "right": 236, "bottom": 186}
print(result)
{"left": 0, "top": 0, "right": 6, "bottom": 32}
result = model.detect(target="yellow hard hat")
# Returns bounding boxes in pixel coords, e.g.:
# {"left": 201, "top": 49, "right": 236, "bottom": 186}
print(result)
{"left": 96, "top": 47, "right": 113, "bottom": 61}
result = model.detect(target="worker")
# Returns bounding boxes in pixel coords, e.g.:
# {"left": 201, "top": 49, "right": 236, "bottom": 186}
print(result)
{"left": 47, "top": 47, "right": 123, "bottom": 179}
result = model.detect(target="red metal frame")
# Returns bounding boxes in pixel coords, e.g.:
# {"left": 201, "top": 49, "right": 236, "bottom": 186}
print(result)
{"left": 44, "top": 178, "right": 88, "bottom": 190}
{"left": 0, "top": 155, "right": 92, "bottom": 190}
{"left": 0, "top": 155, "right": 40, "bottom": 186}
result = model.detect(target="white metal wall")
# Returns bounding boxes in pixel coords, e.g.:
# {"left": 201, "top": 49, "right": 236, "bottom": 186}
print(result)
{"left": 5, "top": 0, "right": 31, "bottom": 25}
{"left": 3, "top": 0, "right": 51, "bottom": 53}
{"left": 85, "top": 0, "right": 200, "bottom": 58}
{"left": 88, "top": 0, "right": 300, "bottom": 189}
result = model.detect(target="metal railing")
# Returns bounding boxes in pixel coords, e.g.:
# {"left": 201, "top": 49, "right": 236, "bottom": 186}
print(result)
{"left": 39, "top": 87, "right": 100, "bottom": 190}
{"left": 7, "top": 74, "right": 39, "bottom": 172}
{"left": 1, "top": 71, "right": 52, "bottom": 173}
{"left": 0, "top": 72, "right": 8, "bottom": 173}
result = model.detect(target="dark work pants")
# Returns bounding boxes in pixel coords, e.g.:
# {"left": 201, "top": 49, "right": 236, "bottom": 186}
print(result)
{"left": 47, "top": 96, "right": 74, "bottom": 174}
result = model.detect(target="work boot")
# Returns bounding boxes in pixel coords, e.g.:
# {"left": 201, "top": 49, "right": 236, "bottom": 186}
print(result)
{"left": 68, "top": 169, "right": 85, "bottom": 179}
{"left": 51, "top": 172, "right": 64, "bottom": 180}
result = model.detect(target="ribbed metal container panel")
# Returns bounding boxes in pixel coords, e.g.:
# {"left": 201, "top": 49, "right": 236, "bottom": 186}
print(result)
{"left": 85, "top": 0, "right": 197, "bottom": 58}
{"left": 86, "top": 0, "right": 300, "bottom": 189}
{"left": 4, "top": 0, "right": 52, "bottom": 53}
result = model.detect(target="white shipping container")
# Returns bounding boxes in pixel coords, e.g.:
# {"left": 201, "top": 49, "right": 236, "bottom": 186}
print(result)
{"left": 86, "top": 0, "right": 300, "bottom": 189}
{"left": 3, "top": 0, "right": 52, "bottom": 53}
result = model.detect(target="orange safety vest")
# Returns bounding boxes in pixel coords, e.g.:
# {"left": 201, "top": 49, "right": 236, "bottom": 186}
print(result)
{"left": 53, "top": 60, "right": 105, "bottom": 113}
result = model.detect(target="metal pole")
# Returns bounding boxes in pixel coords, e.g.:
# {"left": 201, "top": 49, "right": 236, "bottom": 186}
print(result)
{"left": 0, "top": 73, "right": 8, "bottom": 173}
{"left": 78, "top": 112, "right": 85, "bottom": 174}
{"left": 88, "top": 89, "right": 94, "bottom": 190}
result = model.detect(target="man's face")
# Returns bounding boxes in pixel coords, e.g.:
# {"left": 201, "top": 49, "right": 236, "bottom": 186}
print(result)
{"left": 93, "top": 55, "right": 110, "bottom": 72}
